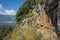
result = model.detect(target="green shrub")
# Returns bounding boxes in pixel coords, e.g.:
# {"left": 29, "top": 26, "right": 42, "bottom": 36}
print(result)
{"left": 0, "top": 24, "right": 15, "bottom": 40}
{"left": 23, "top": 27, "right": 42, "bottom": 40}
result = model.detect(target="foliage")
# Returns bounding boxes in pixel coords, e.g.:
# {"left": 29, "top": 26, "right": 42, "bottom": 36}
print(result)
{"left": 23, "top": 27, "right": 42, "bottom": 40}
{"left": 16, "top": 0, "right": 36, "bottom": 23}
{"left": 9, "top": 24, "right": 42, "bottom": 40}
{"left": 0, "top": 24, "right": 15, "bottom": 40}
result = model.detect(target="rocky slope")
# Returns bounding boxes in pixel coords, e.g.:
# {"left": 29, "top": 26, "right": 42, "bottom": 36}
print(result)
{"left": 3, "top": 9, "right": 58, "bottom": 40}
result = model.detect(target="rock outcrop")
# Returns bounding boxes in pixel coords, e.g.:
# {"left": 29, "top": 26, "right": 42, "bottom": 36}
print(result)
{"left": 37, "top": 10, "right": 58, "bottom": 40}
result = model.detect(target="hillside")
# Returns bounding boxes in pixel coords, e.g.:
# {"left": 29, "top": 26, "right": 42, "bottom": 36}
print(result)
{"left": 3, "top": 0, "right": 60, "bottom": 40}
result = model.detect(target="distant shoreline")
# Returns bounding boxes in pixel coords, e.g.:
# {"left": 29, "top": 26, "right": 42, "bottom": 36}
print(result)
{"left": 0, "top": 22, "right": 16, "bottom": 25}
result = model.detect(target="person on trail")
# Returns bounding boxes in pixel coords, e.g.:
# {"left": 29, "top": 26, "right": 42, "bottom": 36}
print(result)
{"left": 36, "top": 0, "right": 45, "bottom": 15}
{"left": 36, "top": 0, "right": 42, "bottom": 14}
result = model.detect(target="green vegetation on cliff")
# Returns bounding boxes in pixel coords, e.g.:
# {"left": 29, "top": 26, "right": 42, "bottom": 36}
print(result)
{"left": 16, "top": 0, "right": 36, "bottom": 23}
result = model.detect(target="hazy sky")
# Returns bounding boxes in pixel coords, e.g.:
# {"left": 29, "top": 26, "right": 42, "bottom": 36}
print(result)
{"left": 0, "top": 0, "right": 26, "bottom": 15}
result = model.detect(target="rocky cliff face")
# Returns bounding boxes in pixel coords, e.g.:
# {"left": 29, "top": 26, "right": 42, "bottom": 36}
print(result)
{"left": 3, "top": 9, "right": 58, "bottom": 40}
{"left": 58, "top": 2, "right": 60, "bottom": 40}
{"left": 58, "top": 2, "right": 60, "bottom": 18}
{"left": 3, "top": 0, "right": 60, "bottom": 40}
{"left": 37, "top": 10, "right": 58, "bottom": 40}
